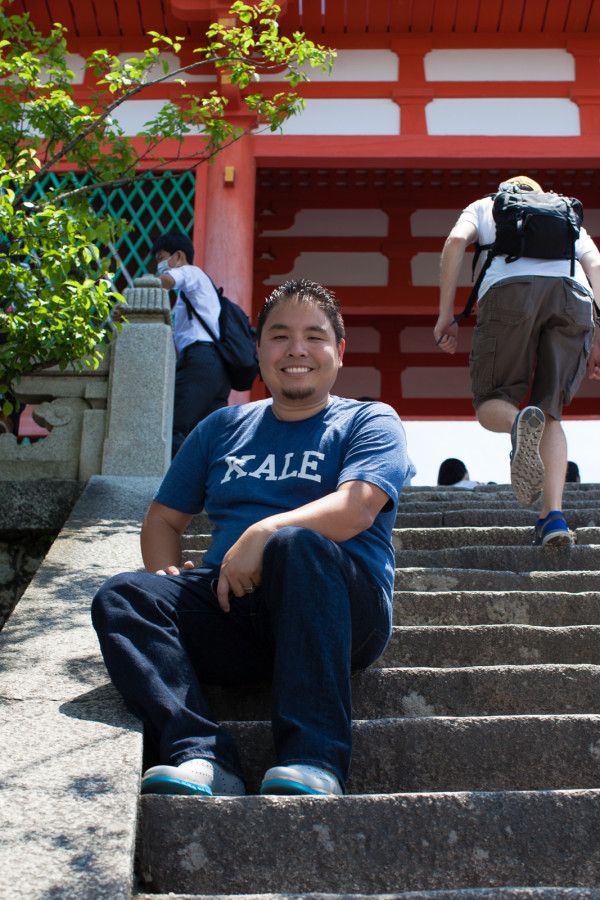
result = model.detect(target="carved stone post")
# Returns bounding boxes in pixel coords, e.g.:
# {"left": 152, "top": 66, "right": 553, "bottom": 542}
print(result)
{"left": 101, "top": 276, "right": 175, "bottom": 477}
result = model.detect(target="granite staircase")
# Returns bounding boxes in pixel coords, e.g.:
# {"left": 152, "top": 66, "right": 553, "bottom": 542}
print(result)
{"left": 135, "top": 483, "right": 600, "bottom": 899}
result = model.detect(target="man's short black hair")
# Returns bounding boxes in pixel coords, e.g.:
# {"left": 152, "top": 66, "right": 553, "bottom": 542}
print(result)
{"left": 256, "top": 279, "right": 345, "bottom": 345}
{"left": 437, "top": 457, "right": 468, "bottom": 486}
{"left": 150, "top": 233, "right": 194, "bottom": 264}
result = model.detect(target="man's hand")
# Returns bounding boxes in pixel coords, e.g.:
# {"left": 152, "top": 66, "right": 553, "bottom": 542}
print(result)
{"left": 434, "top": 315, "right": 458, "bottom": 354}
{"left": 216, "top": 522, "right": 274, "bottom": 612}
{"left": 156, "top": 561, "right": 195, "bottom": 576}
{"left": 215, "top": 480, "right": 390, "bottom": 612}
{"left": 588, "top": 332, "right": 600, "bottom": 380}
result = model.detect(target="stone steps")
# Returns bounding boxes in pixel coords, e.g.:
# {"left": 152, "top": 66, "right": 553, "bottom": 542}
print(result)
{"left": 393, "top": 591, "right": 600, "bottom": 625}
{"left": 216, "top": 716, "right": 600, "bottom": 793}
{"left": 396, "top": 510, "right": 600, "bottom": 527}
{"left": 138, "top": 484, "right": 600, "bottom": 895}
{"left": 136, "top": 790, "right": 600, "bottom": 895}
{"left": 393, "top": 546, "right": 600, "bottom": 570}
{"left": 135, "top": 886, "right": 599, "bottom": 897}
{"left": 201, "top": 665, "right": 600, "bottom": 720}
{"left": 394, "top": 567, "right": 600, "bottom": 591}
{"left": 183, "top": 526, "right": 600, "bottom": 552}
{"left": 392, "top": 526, "right": 600, "bottom": 548}
{"left": 380, "top": 624, "right": 600, "bottom": 667}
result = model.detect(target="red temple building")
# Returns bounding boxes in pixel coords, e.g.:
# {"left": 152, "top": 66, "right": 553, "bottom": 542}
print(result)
{"left": 11, "top": 0, "right": 600, "bottom": 418}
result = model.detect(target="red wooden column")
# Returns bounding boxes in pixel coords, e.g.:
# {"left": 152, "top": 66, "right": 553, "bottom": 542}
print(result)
{"left": 568, "top": 40, "right": 600, "bottom": 135}
{"left": 391, "top": 39, "right": 432, "bottom": 136}
{"left": 203, "top": 128, "right": 257, "bottom": 403}
{"left": 203, "top": 128, "right": 256, "bottom": 317}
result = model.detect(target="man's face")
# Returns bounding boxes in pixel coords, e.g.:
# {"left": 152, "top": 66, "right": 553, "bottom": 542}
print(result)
{"left": 155, "top": 248, "right": 185, "bottom": 271}
{"left": 258, "top": 299, "right": 344, "bottom": 404}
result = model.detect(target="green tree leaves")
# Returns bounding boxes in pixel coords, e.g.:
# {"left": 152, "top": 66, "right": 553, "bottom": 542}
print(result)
{"left": 0, "top": 1, "right": 335, "bottom": 407}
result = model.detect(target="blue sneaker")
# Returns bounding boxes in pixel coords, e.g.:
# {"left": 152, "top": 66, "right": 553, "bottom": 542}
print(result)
{"left": 141, "top": 759, "right": 245, "bottom": 797}
{"left": 533, "top": 510, "right": 573, "bottom": 547}
{"left": 260, "top": 764, "right": 343, "bottom": 796}
{"left": 510, "top": 406, "right": 545, "bottom": 505}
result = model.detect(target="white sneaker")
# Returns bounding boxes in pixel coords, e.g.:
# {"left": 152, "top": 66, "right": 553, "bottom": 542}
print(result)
{"left": 260, "top": 764, "right": 343, "bottom": 796}
{"left": 510, "top": 406, "right": 545, "bottom": 505}
{"left": 141, "top": 758, "right": 245, "bottom": 796}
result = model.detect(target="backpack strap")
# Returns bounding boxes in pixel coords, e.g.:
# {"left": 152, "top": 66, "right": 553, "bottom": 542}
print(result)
{"left": 436, "top": 244, "right": 495, "bottom": 345}
{"left": 180, "top": 282, "right": 221, "bottom": 344}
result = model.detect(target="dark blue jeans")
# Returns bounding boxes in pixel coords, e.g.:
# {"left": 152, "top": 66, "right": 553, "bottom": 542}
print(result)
{"left": 172, "top": 341, "right": 231, "bottom": 458}
{"left": 91, "top": 526, "right": 391, "bottom": 790}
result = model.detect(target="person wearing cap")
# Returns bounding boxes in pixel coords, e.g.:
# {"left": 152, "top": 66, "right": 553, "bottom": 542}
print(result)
{"left": 434, "top": 176, "right": 600, "bottom": 546}
{"left": 151, "top": 232, "right": 232, "bottom": 459}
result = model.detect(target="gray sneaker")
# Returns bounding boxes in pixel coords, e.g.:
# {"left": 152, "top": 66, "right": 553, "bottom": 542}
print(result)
{"left": 510, "top": 406, "right": 545, "bottom": 505}
{"left": 260, "top": 764, "right": 343, "bottom": 796}
{"left": 141, "top": 759, "right": 245, "bottom": 796}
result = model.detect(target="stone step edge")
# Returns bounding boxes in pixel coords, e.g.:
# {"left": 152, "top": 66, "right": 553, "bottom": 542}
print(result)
{"left": 137, "top": 789, "right": 600, "bottom": 894}
{"left": 136, "top": 885, "right": 600, "bottom": 897}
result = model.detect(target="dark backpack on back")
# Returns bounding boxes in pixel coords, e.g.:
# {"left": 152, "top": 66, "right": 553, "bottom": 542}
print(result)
{"left": 181, "top": 281, "right": 259, "bottom": 392}
{"left": 490, "top": 186, "right": 582, "bottom": 267}
{"left": 447, "top": 185, "right": 584, "bottom": 332}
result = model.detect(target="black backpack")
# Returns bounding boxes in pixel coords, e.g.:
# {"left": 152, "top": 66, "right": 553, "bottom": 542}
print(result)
{"left": 181, "top": 281, "right": 259, "bottom": 391}
{"left": 449, "top": 185, "right": 584, "bottom": 330}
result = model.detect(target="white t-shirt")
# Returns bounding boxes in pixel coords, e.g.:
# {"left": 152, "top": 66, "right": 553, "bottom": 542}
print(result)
{"left": 458, "top": 196, "right": 597, "bottom": 301}
{"left": 168, "top": 264, "right": 222, "bottom": 353}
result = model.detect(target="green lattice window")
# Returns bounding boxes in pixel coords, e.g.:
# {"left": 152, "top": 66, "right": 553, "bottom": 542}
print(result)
{"left": 30, "top": 170, "right": 196, "bottom": 291}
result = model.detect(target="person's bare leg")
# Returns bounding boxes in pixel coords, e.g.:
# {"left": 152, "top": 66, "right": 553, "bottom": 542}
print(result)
{"left": 476, "top": 398, "right": 518, "bottom": 434}
{"left": 538, "top": 415, "right": 567, "bottom": 518}
{"left": 476, "top": 398, "right": 545, "bottom": 505}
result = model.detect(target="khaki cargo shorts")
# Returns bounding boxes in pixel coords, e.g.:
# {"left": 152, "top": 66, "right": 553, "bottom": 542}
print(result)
{"left": 470, "top": 275, "right": 594, "bottom": 420}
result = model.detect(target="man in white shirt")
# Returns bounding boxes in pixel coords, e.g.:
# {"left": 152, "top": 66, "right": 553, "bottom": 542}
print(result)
{"left": 151, "top": 233, "right": 231, "bottom": 457}
{"left": 434, "top": 176, "right": 600, "bottom": 546}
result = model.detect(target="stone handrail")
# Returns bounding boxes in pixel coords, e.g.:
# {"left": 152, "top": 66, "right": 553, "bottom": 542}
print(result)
{"left": 0, "top": 277, "right": 175, "bottom": 481}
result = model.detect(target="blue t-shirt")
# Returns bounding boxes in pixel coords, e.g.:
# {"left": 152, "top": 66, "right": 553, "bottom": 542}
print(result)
{"left": 155, "top": 397, "right": 411, "bottom": 597}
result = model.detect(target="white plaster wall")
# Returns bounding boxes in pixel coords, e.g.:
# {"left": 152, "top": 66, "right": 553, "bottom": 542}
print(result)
{"left": 262, "top": 209, "right": 389, "bottom": 236}
{"left": 402, "top": 366, "right": 473, "bottom": 398}
{"left": 334, "top": 366, "right": 382, "bottom": 399}
{"left": 264, "top": 251, "right": 389, "bottom": 285}
{"left": 411, "top": 251, "right": 473, "bottom": 287}
{"left": 36, "top": 55, "right": 87, "bottom": 85}
{"left": 117, "top": 52, "right": 216, "bottom": 82}
{"left": 424, "top": 49, "right": 575, "bottom": 82}
{"left": 426, "top": 98, "right": 580, "bottom": 135}
{"left": 581, "top": 209, "right": 600, "bottom": 236}
{"left": 111, "top": 99, "right": 204, "bottom": 135}
{"left": 263, "top": 99, "right": 400, "bottom": 135}
{"left": 411, "top": 209, "right": 463, "bottom": 236}
{"left": 412, "top": 208, "right": 600, "bottom": 238}
{"left": 345, "top": 327, "right": 381, "bottom": 352}
{"left": 400, "top": 326, "right": 474, "bottom": 353}
{"left": 260, "top": 49, "right": 399, "bottom": 82}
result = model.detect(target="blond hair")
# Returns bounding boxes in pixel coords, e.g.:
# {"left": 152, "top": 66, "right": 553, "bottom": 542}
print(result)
{"left": 503, "top": 175, "right": 542, "bottom": 192}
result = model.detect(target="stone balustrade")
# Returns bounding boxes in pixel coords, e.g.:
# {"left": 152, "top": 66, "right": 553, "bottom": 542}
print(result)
{"left": 0, "top": 276, "right": 175, "bottom": 481}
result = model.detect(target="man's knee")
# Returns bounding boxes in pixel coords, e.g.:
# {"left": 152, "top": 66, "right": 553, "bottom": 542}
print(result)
{"left": 264, "top": 525, "right": 333, "bottom": 560}
{"left": 91, "top": 572, "right": 151, "bottom": 628}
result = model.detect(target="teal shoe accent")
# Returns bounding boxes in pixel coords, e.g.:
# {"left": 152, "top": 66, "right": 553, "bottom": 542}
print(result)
{"left": 141, "top": 772, "right": 213, "bottom": 796}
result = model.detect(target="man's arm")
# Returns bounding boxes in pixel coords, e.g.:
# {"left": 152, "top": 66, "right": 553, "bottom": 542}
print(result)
{"left": 159, "top": 272, "right": 176, "bottom": 290}
{"left": 434, "top": 220, "right": 478, "bottom": 354}
{"left": 216, "top": 480, "right": 390, "bottom": 612}
{"left": 141, "top": 500, "right": 194, "bottom": 574}
{"left": 579, "top": 250, "right": 600, "bottom": 380}
{"left": 589, "top": 328, "right": 600, "bottom": 380}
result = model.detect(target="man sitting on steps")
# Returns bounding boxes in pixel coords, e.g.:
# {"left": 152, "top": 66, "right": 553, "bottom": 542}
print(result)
{"left": 92, "top": 279, "right": 412, "bottom": 798}
{"left": 435, "top": 175, "right": 600, "bottom": 547}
